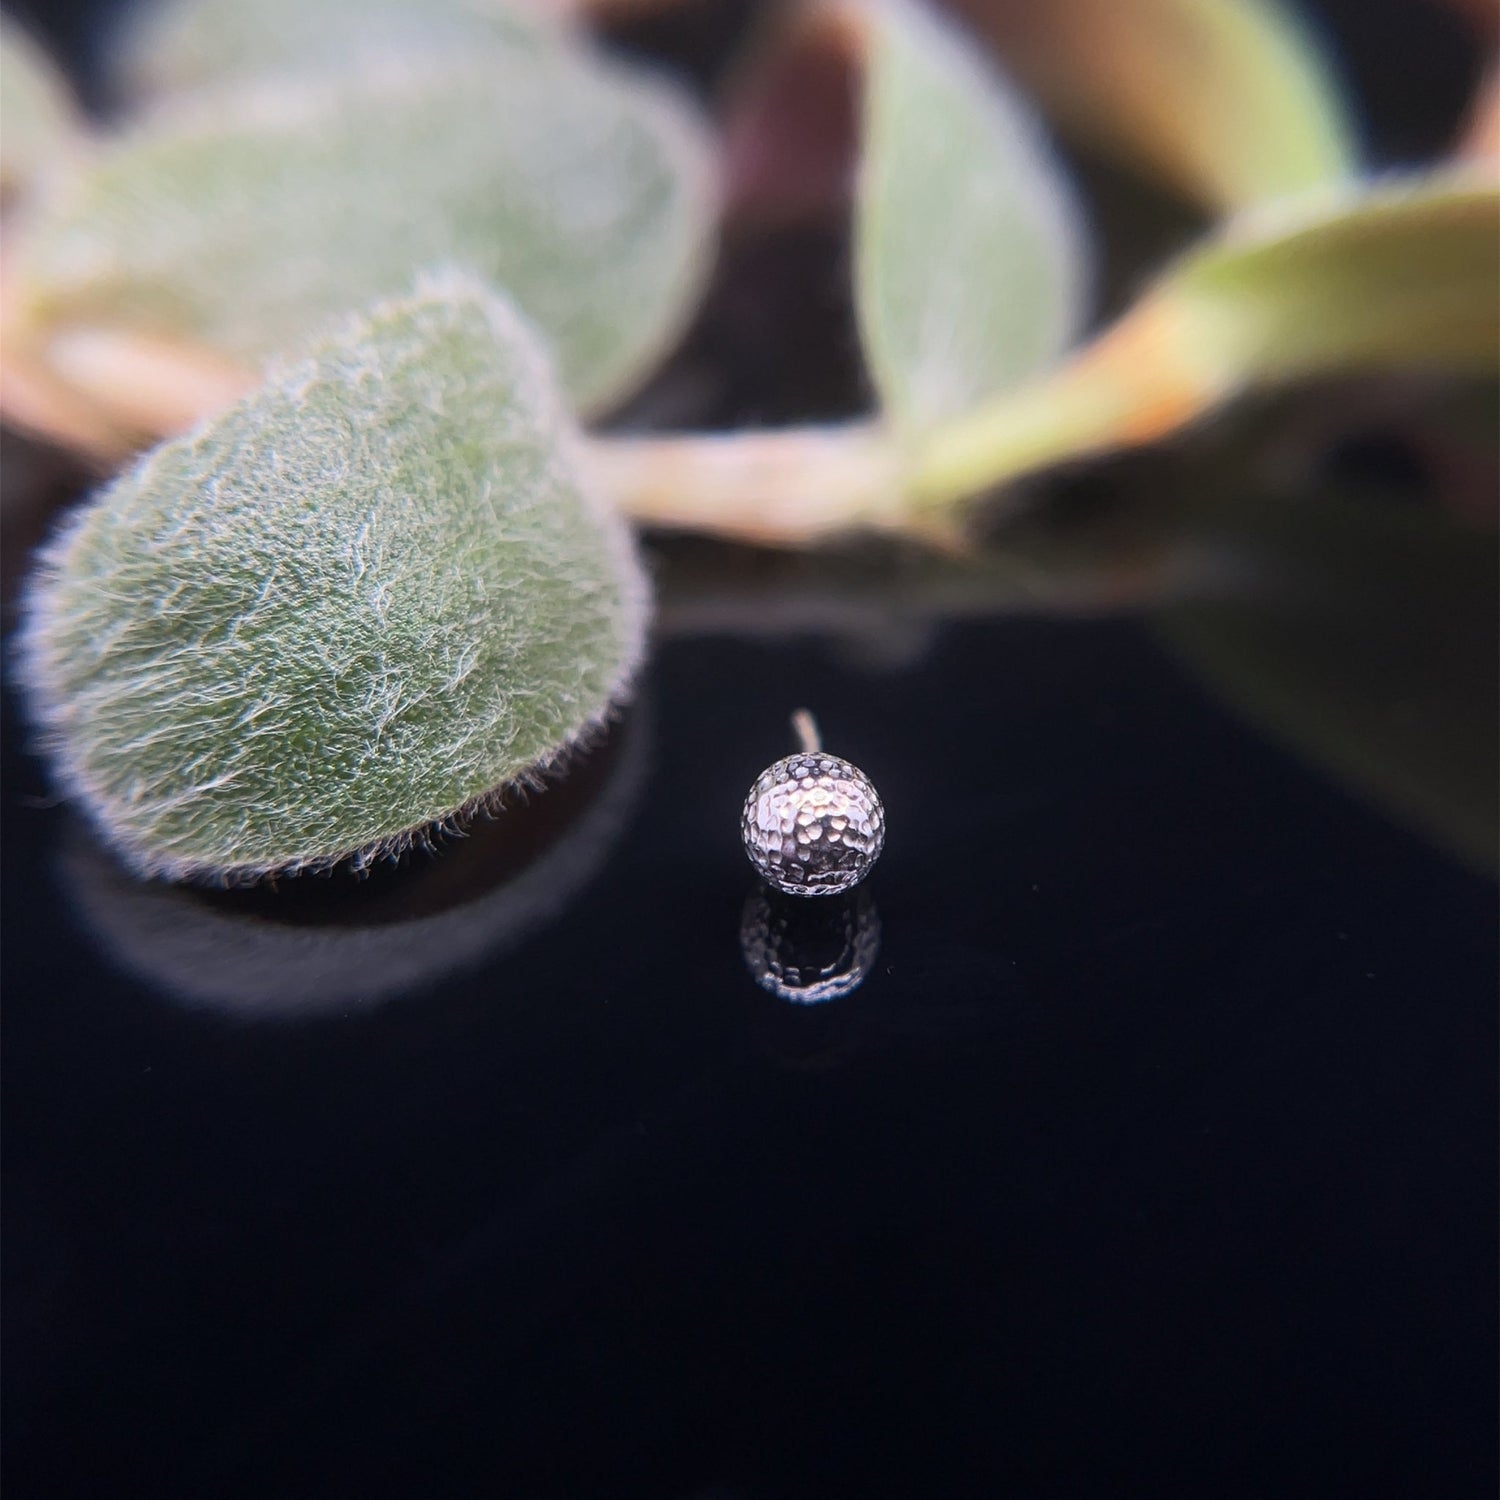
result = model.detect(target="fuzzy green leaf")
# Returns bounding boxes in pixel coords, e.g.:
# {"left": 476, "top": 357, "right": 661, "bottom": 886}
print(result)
{"left": 116, "top": 0, "right": 564, "bottom": 103}
{"left": 853, "top": 0, "right": 1087, "bottom": 437}
{"left": 59, "top": 710, "right": 648, "bottom": 1016}
{"left": 19, "top": 274, "right": 647, "bottom": 882}
{"left": 12, "top": 50, "right": 715, "bottom": 414}
{"left": 0, "top": 17, "right": 80, "bottom": 196}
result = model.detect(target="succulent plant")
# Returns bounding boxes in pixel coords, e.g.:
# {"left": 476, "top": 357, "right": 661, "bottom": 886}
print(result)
{"left": 3, "top": 0, "right": 1494, "bottom": 879}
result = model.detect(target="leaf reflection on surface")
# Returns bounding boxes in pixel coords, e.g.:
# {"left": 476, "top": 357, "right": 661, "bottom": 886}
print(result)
{"left": 1158, "top": 488, "right": 1498, "bottom": 870}
{"left": 54, "top": 709, "right": 648, "bottom": 1020}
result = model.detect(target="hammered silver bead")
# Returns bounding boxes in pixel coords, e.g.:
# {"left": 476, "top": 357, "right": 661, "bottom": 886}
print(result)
{"left": 741, "top": 751, "right": 885, "bottom": 897}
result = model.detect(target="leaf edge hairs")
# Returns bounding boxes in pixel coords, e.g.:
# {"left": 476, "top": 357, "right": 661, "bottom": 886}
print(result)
{"left": 16, "top": 269, "right": 649, "bottom": 884}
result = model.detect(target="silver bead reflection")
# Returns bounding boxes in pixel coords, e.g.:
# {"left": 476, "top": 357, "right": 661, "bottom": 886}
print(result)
{"left": 741, "top": 712, "right": 884, "bottom": 896}
{"left": 740, "top": 884, "right": 881, "bottom": 1004}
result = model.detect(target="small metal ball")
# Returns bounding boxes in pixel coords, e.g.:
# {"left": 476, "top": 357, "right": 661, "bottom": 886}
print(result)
{"left": 740, "top": 751, "right": 885, "bottom": 896}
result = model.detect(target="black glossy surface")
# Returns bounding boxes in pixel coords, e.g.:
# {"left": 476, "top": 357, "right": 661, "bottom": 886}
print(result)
{"left": 3, "top": 2, "right": 1497, "bottom": 1496}
{"left": 6, "top": 615, "right": 1496, "bottom": 1497}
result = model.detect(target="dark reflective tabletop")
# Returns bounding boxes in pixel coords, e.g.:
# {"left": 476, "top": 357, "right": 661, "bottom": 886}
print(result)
{"left": 3, "top": 1, "right": 1496, "bottom": 1495}
{"left": 6, "top": 602, "right": 1496, "bottom": 1497}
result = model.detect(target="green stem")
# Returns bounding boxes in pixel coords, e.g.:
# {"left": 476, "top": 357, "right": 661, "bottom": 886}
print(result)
{"left": 908, "top": 298, "right": 1226, "bottom": 512}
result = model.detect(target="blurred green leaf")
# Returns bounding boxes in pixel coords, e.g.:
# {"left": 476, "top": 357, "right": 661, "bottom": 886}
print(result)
{"left": 1167, "top": 173, "right": 1500, "bottom": 383}
{"left": 116, "top": 0, "right": 566, "bottom": 103}
{"left": 0, "top": 17, "right": 80, "bottom": 197}
{"left": 18, "top": 273, "right": 647, "bottom": 882}
{"left": 1158, "top": 491, "right": 1498, "bottom": 870}
{"left": 852, "top": 0, "right": 1088, "bottom": 436}
{"left": 11, "top": 48, "right": 715, "bottom": 414}
{"left": 954, "top": 0, "right": 1357, "bottom": 212}
{"left": 913, "top": 172, "right": 1500, "bottom": 510}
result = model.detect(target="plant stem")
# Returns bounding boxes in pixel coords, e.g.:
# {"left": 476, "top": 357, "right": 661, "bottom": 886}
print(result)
{"left": 791, "top": 708, "right": 822, "bottom": 752}
{"left": 907, "top": 297, "right": 1224, "bottom": 511}
{"left": 582, "top": 421, "right": 911, "bottom": 545}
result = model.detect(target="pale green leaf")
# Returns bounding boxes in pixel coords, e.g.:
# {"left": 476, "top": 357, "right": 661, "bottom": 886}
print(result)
{"left": 958, "top": 0, "right": 1357, "bottom": 212}
{"left": 853, "top": 0, "right": 1088, "bottom": 436}
{"left": 18, "top": 273, "right": 648, "bottom": 882}
{"left": 912, "top": 171, "right": 1500, "bottom": 509}
{"left": 115, "top": 0, "right": 566, "bottom": 104}
{"left": 1162, "top": 172, "right": 1500, "bottom": 384}
{"left": 11, "top": 50, "right": 716, "bottom": 414}
{"left": 0, "top": 17, "right": 80, "bottom": 196}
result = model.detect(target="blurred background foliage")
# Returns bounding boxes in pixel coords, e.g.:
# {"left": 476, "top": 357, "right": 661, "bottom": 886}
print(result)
{"left": 1, "top": 0, "right": 1495, "bottom": 874}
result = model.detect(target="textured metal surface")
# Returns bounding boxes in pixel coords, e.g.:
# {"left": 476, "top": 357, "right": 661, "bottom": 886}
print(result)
{"left": 740, "top": 884, "right": 881, "bottom": 1003}
{"left": 740, "top": 752, "right": 885, "bottom": 896}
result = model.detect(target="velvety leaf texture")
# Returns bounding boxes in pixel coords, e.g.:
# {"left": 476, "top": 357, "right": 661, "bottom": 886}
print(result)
{"left": 19, "top": 274, "right": 647, "bottom": 882}
{"left": 12, "top": 51, "right": 715, "bottom": 414}
{"left": 854, "top": 0, "right": 1087, "bottom": 436}
{"left": 117, "top": 0, "right": 563, "bottom": 103}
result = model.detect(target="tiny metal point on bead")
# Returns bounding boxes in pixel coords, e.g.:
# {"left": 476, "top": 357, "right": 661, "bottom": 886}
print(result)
{"left": 790, "top": 708, "right": 821, "bottom": 754}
